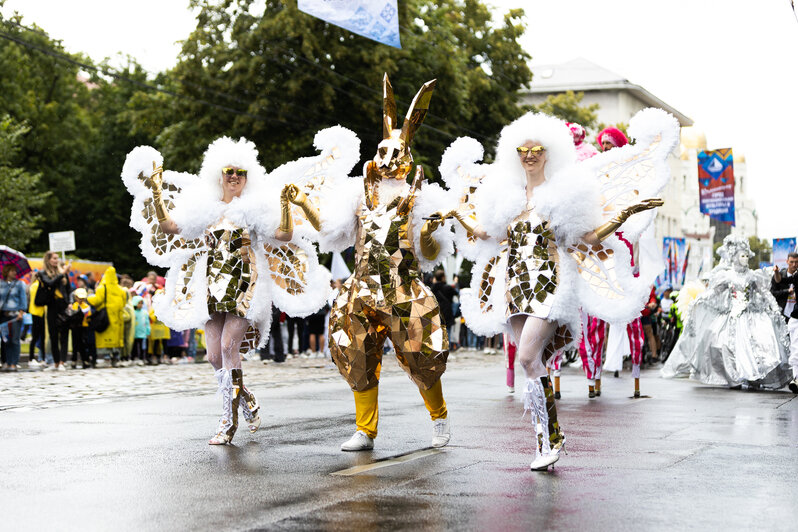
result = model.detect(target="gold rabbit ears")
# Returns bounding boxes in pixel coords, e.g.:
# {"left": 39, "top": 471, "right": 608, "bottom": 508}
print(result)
{"left": 381, "top": 73, "right": 437, "bottom": 148}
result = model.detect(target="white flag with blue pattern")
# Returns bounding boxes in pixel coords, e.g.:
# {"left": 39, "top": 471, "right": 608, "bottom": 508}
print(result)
{"left": 298, "top": 0, "right": 401, "bottom": 49}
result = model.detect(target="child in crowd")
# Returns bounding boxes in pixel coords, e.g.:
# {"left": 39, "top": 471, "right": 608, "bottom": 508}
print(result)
{"left": 69, "top": 288, "right": 94, "bottom": 368}
{"left": 131, "top": 296, "right": 150, "bottom": 365}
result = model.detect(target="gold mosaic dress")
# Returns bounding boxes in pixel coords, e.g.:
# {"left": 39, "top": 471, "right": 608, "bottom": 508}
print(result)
{"left": 505, "top": 208, "right": 559, "bottom": 320}
{"left": 203, "top": 218, "right": 255, "bottom": 318}
{"left": 329, "top": 191, "right": 448, "bottom": 393}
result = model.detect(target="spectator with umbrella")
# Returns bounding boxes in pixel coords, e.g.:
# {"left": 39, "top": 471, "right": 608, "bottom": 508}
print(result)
{"left": 0, "top": 246, "right": 31, "bottom": 372}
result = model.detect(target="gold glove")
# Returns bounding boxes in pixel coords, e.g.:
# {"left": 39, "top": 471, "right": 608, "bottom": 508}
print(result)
{"left": 284, "top": 184, "right": 321, "bottom": 231}
{"left": 450, "top": 210, "right": 478, "bottom": 238}
{"left": 420, "top": 211, "right": 445, "bottom": 260}
{"left": 150, "top": 162, "right": 169, "bottom": 223}
{"left": 594, "top": 198, "right": 663, "bottom": 241}
{"left": 279, "top": 185, "right": 294, "bottom": 234}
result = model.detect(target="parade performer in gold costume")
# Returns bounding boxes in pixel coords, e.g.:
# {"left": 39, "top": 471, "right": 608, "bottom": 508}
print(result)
{"left": 121, "top": 131, "right": 359, "bottom": 445}
{"left": 438, "top": 108, "right": 679, "bottom": 469}
{"left": 284, "top": 75, "right": 455, "bottom": 451}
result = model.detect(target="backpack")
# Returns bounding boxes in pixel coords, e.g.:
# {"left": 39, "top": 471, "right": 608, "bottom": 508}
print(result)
{"left": 34, "top": 280, "right": 54, "bottom": 307}
{"left": 88, "top": 287, "right": 110, "bottom": 333}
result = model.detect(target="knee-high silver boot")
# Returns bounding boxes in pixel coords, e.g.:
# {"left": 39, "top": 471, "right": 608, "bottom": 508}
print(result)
{"left": 209, "top": 368, "right": 240, "bottom": 445}
{"left": 523, "top": 377, "right": 561, "bottom": 471}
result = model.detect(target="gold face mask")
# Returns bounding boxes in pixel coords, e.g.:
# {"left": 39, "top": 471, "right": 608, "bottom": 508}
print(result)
{"left": 370, "top": 74, "right": 436, "bottom": 181}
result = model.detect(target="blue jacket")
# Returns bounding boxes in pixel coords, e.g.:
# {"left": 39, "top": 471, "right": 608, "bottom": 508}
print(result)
{"left": 0, "top": 280, "right": 27, "bottom": 312}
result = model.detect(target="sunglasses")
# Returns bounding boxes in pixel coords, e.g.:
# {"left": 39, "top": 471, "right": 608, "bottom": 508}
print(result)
{"left": 222, "top": 167, "right": 248, "bottom": 178}
{"left": 516, "top": 145, "right": 546, "bottom": 156}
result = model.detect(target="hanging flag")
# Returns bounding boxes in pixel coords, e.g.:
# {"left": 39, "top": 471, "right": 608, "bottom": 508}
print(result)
{"left": 657, "top": 237, "right": 687, "bottom": 288}
{"left": 772, "top": 237, "right": 797, "bottom": 270}
{"left": 298, "top": 0, "right": 401, "bottom": 48}
{"left": 697, "top": 148, "right": 735, "bottom": 226}
{"left": 679, "top": 243, "right": 691, "bottom": 286}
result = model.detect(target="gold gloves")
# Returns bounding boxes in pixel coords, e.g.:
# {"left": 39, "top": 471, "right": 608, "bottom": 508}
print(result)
{"left": 279, "top": 185, "right": 294, "bottom": 234}
{"left": 450, "top": 210, "right": 478, "bottom": 238}
{"left": 420, "top": 212, "right": 446, "bottom": 260}
{"left": 594, "top": 198, "right": 663, "bottom": 241}
{"left": 149, "top": 163, "right": 169, "bottom": 223}
{"left": 282, "top": 184, "right": 321, "bottom": 231}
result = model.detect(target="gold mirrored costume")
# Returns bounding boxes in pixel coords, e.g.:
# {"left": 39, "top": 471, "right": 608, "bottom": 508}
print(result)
{"left": 321, "top": 75, "right": 449, "bottom": 439}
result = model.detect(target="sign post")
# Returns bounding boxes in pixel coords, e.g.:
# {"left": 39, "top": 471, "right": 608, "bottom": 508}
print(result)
{"left": 48, "top": 231, "right": 76, "bottom": 261}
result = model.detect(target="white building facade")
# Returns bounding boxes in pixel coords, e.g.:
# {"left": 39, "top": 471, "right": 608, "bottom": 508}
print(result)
{"left": 521, "top": 58, "right": 757, "bottom": 281}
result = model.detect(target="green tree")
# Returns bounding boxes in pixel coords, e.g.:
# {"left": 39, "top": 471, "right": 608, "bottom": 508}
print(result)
{"left": 0, "top": 115, "right": 50, "bottom": 250}
{"left": 531, "top": 90, "right": 599, "bottom": 131}
{"left": 130, "top": 0, "right": 533, "bottom": 176}
{"left": 0, "top": 14, "right": 95, "bottom": 248}
{"left": 747, "top": 236, "right": 771, "bottom": 269}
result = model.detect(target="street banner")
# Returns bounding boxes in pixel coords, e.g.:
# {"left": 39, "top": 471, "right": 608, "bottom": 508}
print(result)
{"left": 772, "top": 237, "right": 797, "bottom": 270}
{"left": 657, "top": 237, "right": 687, "bottom": 288}
{"left": 24, "top": 257, "right": 113, "bottom": 287}
{"left": 298, "top": 0, "right": 401, "bottom": 48}
{"left": 697, "top": 148, "right": 735, "bottom": 225}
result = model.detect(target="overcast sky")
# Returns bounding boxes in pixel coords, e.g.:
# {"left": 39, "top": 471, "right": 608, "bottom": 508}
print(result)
{"left": 2, "top": 0, "right": 797, "bottom": 239}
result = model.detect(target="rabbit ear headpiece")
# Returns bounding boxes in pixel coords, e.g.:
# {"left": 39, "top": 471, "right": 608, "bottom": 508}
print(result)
{"left": 373, "top": 73, "right": 437, "bottom": 180}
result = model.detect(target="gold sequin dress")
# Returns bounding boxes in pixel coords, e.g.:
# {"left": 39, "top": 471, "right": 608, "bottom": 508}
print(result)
{"left": 204, "top": 218, "right": 255, "bottom": 318}
{"left": 505, "top": 207, "right": 559, "bottom": 320}
{"left": 329, "top": 191, "right": 448, "bottom": 392}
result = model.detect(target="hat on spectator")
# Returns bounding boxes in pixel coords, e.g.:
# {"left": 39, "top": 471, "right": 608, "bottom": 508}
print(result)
{"left": 74, "top": 288, "right": 88, "bottom": 299}
{"left": 597, "top": 126, "right": 629, "bottom": 150}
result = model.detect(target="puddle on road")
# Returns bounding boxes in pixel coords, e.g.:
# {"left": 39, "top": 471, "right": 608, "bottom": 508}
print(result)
{"left": 331, "top": 448, "right": 442, "bottom": 476}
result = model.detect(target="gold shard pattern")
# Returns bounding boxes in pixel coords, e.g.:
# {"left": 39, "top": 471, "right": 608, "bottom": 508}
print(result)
{"left": 264, "top": 242, "right": 309, "bottom": 295}
{"left": 505, "top": 215, "right": 559, "bottom": 318}
{"left": 329, "top": 192, "right": 448, "bottom": 392}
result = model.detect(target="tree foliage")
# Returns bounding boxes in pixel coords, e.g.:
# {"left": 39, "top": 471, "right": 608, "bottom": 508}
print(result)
{"left": 0, "top": 115, "right": 49, "bottom": 250}
{"left": 131, "top": 0, "right": 533, "bottom": 176}
{"left": 531, "top": 90, "right": 599, "bottom": 131}
{"left": 1, "top": 0, "right": 533, "bottom": 275}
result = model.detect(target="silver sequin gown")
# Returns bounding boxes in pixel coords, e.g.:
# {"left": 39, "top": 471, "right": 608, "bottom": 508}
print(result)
{"left": 663, "top": 266, "right": 791, "bottom": 389}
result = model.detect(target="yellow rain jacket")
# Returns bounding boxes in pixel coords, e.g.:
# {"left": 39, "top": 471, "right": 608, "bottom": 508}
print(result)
{"left": 88, "top": 267, "right": 129, "bottom": 349}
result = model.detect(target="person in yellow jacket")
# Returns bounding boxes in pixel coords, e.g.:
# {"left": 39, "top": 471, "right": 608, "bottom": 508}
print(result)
{"left": 87, "top": 267, "right": 129, "bottom": 367}
{"left": 148, "top": 288, "right": 171, "bottom": 365}
{"left": 27, "top": 272, "right": 47, "bottom": 368}
{"left": 68, "top": 288, "right": 94, "bottom": 368}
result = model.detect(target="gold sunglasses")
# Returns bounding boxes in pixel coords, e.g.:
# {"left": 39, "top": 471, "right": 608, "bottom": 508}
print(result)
{"left": 516, "top": 145, "right": 546, "bottom": 156}
{"left": 222, "top": 167, "right": 248, "bottom": 178}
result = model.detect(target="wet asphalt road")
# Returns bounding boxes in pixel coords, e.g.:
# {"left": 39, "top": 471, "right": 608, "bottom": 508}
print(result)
{"left": 2, "top": 362, "right": 796, "bottom": 531}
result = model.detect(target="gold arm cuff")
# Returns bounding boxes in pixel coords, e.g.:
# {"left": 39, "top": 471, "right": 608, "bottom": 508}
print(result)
{"left": 594, "top": 218, "right": 623, "bottom": 241}
{"left": 153, "top": 191, "right": 169, "bottom": 224}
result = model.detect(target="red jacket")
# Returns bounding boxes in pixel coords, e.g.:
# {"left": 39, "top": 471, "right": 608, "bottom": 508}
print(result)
{"left": 641, "top": 287, "right": 657, "bottom": 317}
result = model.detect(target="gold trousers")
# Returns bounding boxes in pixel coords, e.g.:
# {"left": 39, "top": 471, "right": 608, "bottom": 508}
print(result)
{"left": 329, "top": 278, "right": 449, "bottom": 392}
{"left": 354, "top": 380, "right": 447, "bottom": 439}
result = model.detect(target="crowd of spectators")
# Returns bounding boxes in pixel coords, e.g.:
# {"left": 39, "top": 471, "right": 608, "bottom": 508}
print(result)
{"left": 1, "top": 259, "right": 508, "bottom": 373}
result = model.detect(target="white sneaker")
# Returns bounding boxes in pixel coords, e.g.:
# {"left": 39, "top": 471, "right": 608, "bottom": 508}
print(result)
{"left": 56, "top": 365, "right": 66, "bottom": 372}
{"left": 507, "top": 386, "right": 515, "bottom": 394}
{"left": 340, "top": 430, "right": 374, "bottom": 451}
{"left": 28, "top": 359, "right": 41, "bottom": 368}
{"left": 431, "top": 417, "right": 451, "bottom": 448}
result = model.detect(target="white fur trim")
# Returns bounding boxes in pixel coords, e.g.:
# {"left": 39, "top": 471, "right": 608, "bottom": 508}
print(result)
{"left": 317, "top": 177, "right": 363, "bottom": 253}
{"left": 121, "top": 145, "right": 163, "bottom": 200}
{"left": 460, "top": 252, "right": 509, "bottom": 336}
{"left": 534, "top": 164, "right": 602, "bottom": 246}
